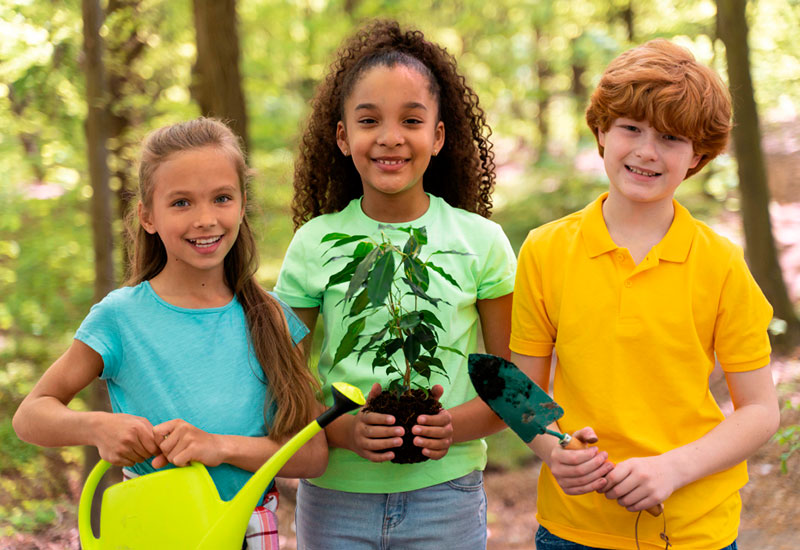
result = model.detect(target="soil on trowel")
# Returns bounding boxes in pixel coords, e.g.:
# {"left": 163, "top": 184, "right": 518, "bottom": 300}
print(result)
{"left": 363, "top": 388, "right": 442, "bottom": 464}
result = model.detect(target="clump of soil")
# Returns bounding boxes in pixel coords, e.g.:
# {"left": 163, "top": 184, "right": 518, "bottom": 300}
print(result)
{"left": 363, "top": 389, "right": 442, "bottom": 464}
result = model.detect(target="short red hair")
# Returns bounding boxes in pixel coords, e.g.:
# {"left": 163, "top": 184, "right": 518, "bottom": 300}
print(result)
{"left": 585, "top": 39, "right": 731, "bottom": 179}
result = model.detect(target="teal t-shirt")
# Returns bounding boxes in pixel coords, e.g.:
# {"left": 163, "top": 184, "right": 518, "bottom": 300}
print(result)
{"left": 275, "top": 195, "right": 516, "bottom": 493}
{"left": 74, "top": 281, "right": 308, "bottom": 501}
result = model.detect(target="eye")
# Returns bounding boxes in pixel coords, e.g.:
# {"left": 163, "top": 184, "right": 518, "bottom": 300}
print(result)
{"left": 404, "top": 117, "right": 424, "bottom": 125}
{"left": 171, "top": 199, "right": 189, "bottom": 207}
{"left": 215, "top": 195, "right": 233, "bottom": 204}
{"left": 357, "top": 117, "right": 377, "bottom": 125}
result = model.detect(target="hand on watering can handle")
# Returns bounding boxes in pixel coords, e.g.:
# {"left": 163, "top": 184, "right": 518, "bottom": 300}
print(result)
{"left": 92, "top": 412, "right": 161, "bottom": 467}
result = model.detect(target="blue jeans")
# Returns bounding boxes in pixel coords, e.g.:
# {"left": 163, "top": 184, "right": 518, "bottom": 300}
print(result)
{"left": 535, "top": 526, "right": 738, "bottom": 550}
{"left": 295, "top": 470, "right": 487, "bottom": 550}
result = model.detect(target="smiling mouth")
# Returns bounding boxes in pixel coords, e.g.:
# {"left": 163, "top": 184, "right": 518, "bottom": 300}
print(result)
{"left": 374, "top": 158, "right": 408, "bottom": 166}
{"left": 626, "top": 165, "right": 661, "bottom": 177}
{"left": 188, "top": 236, "right": 222, "bottom": 248}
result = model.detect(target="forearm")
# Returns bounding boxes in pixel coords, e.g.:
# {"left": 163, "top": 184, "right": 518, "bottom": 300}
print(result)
{"left": 14, "top": 396, "right": 105, "bottom": 448}
{"left": 322, "top": 413, "right": 356, "bottom": 451}
{"left": 215, "top": 431, "right": 328, "bottom": 478}
{"left": 450, "top": 397, "right": 508, "bottom": 443}
{"left": 662, "top": 401, "right": 780, "bottom": 489}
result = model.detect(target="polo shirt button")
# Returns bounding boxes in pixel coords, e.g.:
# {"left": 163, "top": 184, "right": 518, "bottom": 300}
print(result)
{"left": 617, "top": 253, "right": 625, "bottom": 261}
{"left": 625, "top": 280, "right": 633, "bottom": 288}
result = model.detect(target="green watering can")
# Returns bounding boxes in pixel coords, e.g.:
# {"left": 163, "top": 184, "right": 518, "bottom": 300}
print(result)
{"left": 79, "top": 382, "right": 365, "bottom": 550}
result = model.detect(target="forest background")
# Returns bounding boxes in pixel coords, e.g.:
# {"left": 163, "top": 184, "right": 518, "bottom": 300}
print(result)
{"left": 1, "top": 0, "right": 799, "bottom": 547}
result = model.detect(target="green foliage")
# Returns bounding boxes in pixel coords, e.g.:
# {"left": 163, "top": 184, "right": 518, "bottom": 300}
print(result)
{"left": 774, "top": 402, "right": 800, "bottom": 475}
{"left": 323, "top": 226, "right": 465, "bottom": 393}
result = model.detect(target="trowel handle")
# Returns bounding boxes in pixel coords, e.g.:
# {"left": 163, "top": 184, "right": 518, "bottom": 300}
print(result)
{"left": 560, "top": 434, "right": 663, "bottom": 517}
{"left": 78, "top": 459, "right": 111, "bottom": 550}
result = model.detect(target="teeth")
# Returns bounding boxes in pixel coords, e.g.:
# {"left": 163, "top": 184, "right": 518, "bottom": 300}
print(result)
{"left": 190, "top": 236, "right": 221, "bottom": 246}
{"left": 628, "top": 166, "right": 659, "bottom": 176}
{"left": 376, "top": 159, "right": 405, "bottom": 165}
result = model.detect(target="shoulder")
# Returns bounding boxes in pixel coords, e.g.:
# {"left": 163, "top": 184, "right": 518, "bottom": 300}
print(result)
{"left": 434, "top": 199, "right": 509, "bottom": 241}
{"left": 522, "top": 209, "right": 584, "bottom": 252}
{"left": 93, "top": 283, "right": 148, "bottom": 310}
{"left": 691, "top": 219, "right": 742, "bottom": 262}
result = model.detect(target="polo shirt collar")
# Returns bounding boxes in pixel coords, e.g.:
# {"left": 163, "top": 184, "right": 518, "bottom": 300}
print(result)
{"left": 580, "top": 192, "right": 696, "bottom": 263}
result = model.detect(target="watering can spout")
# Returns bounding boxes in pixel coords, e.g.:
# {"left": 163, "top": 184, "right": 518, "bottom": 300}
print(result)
{"left": 196, "top": 382, "right": 366, "bottom": 549}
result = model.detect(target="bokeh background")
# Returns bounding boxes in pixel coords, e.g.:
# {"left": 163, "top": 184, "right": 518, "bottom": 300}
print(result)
{"left": 1, "top": 0, "right": 799, "bottom": 547}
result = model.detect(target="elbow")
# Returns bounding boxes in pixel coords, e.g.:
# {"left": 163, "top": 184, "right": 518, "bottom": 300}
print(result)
{"left": 306, "top": 446, "right": 329, "bottom": 478}
{"left": 766, "top": 401, "right": 782, "bottom": 438}
{"left": 12, "top": 405, "right": 31, "bottom": 443}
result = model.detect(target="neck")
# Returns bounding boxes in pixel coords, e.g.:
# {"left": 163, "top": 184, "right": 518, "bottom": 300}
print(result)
{"left": 148, "top": 265, "right": 233, "bottom": 308}
{"left": 360, "top": 188, "right": 430, "bottom": 223}
{"left": 602, "top": 193, "right": 675, "bottom": 263}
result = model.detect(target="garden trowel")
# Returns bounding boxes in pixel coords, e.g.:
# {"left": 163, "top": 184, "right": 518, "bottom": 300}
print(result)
{"left": 468, "top": 353, "right": 663, "bottom": 517}
{"left": 467, "top": 353, "right": 582, "bottom": 448}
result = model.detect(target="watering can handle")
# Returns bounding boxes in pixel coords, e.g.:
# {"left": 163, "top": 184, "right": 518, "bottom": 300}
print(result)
{"left": 560, "top": 434, "right": 664, "bottom": 517}
{"left": 78, "top": 459, "right": 112, "bottom": 550}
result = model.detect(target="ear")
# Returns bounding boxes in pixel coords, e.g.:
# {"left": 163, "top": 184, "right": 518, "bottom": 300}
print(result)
{"left": 689, "top": 152, "right": 702, "bottom": 170}
{"left": 336, "top": 121, "right": 350, "bottom": 156}
{"left": 138, "top": 201, "right": 157, "bottom": 235}
{"left": 433, "top": 120, "right": 445, "bottom": 156}
{"left": 597, "top": 128, "right": 606, "bottom": 148}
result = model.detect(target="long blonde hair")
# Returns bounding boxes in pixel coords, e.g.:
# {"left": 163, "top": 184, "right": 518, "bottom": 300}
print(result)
{"left": 126, "top": 117, "right": 320, "bottom": 439}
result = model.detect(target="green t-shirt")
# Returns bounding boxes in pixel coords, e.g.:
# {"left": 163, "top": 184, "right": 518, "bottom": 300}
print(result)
{"left": 275, "top": 195, "right": 516, "bottom": 493}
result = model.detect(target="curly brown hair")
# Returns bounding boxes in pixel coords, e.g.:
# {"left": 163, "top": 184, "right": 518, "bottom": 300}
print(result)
{"left": 292, "top": 19, "right": 495, "bottom": 229}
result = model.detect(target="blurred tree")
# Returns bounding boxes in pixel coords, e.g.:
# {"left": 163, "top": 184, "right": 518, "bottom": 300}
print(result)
{"left": 191, "top": 0, "right": 249, "bottom": 151}
{"left": 81, "top": 0, "right": 117, "bottom": 531}
{"left": 716, "top": 0, "right": 800, "bottom": 351}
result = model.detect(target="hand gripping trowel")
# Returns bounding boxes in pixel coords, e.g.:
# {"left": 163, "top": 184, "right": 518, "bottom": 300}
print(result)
{"left": 78, "top": 382, "right": 366, "bottom": 550}
{"left": 468, "top": 353, "right": 662, "bottom": 517}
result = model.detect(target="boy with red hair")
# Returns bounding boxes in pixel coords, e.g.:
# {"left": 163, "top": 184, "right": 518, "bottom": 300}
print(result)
{"left": 511, "top": 39, "right": 780, "bottom": 549}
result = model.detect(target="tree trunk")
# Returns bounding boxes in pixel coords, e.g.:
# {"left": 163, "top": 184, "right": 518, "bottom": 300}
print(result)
{"left": 191, "top": 0, "right": 249, "bottom": 152}
{"left": 716, "top": 0, "right": 800, "bottom": 352}
{"left": 82, "top": 0, "right": 118, "bottom": 533}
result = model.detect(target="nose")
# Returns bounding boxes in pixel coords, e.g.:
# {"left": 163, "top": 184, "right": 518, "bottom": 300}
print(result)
{"left": 635, "top": 133, "right": 658, "bottom": 161}
{"left": 193, "top": 204, "right": 217, "bottom": 228}
{"left": 377, "top": 122, "right": 404, "bottom": 147}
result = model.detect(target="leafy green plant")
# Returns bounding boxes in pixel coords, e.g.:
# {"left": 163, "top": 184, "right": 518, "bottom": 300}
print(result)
{"left": 322, "top": 225, "right": 465, "bottom": 394}
{"left": 774, "top": 402, "right": 800, "bottom": 474}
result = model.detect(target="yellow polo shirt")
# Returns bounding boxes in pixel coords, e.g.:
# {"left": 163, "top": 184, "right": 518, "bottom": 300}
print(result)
{"left": 510, "top": 193, "right": 772, "bottom": 549}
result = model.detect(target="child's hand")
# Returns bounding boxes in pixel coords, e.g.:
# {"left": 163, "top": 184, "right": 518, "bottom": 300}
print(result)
{"left": 413, "top": 384, "right": 453, "bottom": 460}
{"left": 547, "top": 427, "right": 614, "bottom": 495}
{"left": 598, "top": 455, "right": 675, "bottom": 512}
{"left": 93, "top": 412, "right": 161, "bottom": 467}
{"left": 152, "top": 419, "right": 223, "bottom": 469}
{"left": 349, "top": 383, "right": 405, "bottom": 463}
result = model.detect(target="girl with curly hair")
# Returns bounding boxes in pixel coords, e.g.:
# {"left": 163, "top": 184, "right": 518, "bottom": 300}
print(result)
{"left": 275, "top": 19, "right": 516, "bottom": 549}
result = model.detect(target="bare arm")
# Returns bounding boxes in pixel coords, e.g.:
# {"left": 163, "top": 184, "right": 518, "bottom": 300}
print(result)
{"left": 151, "top": 408, "right": 328, "bottom": 478}
{"left": 13, "top": 340, "right": 161, "bottom": 466}
{"left": 448, "top": 293, "right": 514, "bottom": 443}
{"left": 602, "top": 364, "right": 780, "bottom": 512}
{"left": 292, "top": 307, "right": 320, "bottom": 361}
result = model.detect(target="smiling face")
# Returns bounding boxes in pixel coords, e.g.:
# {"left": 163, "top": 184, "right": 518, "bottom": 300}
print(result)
{"left": 139, "top": 145, "right": 244, "bottom": 279}
{"left": 336, "top": 64, "right": 445, "bottom": 211}
{"left": 598, "top": 118, "right": 701, "bottom": 209}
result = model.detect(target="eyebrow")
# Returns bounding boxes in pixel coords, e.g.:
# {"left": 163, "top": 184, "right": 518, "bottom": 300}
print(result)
{"left": 164, "top": 185, "right": 238, "bottom": 199}
{"left": 354, "top": 102, "right": 428, "bottom": 111}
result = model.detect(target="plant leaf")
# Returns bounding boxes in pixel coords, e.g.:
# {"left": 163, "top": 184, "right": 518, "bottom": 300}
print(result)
{"left": 402, "top": 277, "right": 444, "bottom": 308}
{"left": 403, "top": 332, "right": 421, "bottom": 364}
{"left": 414, "top": 323, "right": 437, "bottom": 352}
{"left": 321, "top": 232, "right": 351, "bottom": 242}
{"left": 367, "top": 248, "right": 395, "bottom": 306}
{"left": 402, "top": 233, "right": 420, "bottom": 258}
{"left": 412, "top": 226, "right": 428, "bottom": 246}
{"left": 403, "top": 255, "right": 429, "bottom": 291}
{"left": 398, "top": 311, "right": 423, "bottom": 331}
{"left": 358, "top": 325, "right": 389, "bottom": 360}
{"left": 332, "top": 317, "right": 366, "bottom": 366}
{"left": 431, "top": 249, "right": 474, "bottom": 257}
{"left": 425, "top": 261, "right": 461, "bottom": 290}
{"left": 330, "top": 235, "right": 371, "bottom": 248}
{"left": 346, "top": 247, "right": 380, "bottom": 301}
{"left": 349, "top": 289, "right": 370, "bottom": 316}
{"left": 437, "top": 345, "right": 465, "bottom": 357}
{"left": 420, "top": 310, "right": 443, "bottom": 330}
{"left": 325, "top": 257, "right": 361, "bottom": 290}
